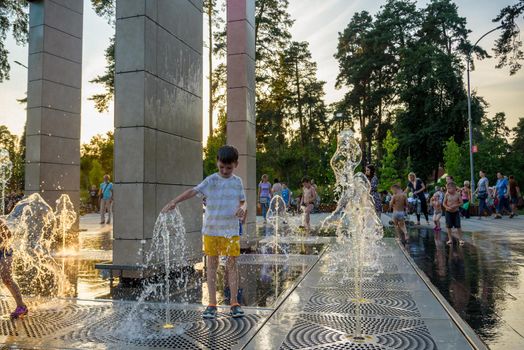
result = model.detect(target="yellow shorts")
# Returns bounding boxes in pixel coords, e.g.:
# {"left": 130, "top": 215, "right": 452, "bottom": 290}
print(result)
{"left": 203, "top": 235, "right": 240, "bottom": 257}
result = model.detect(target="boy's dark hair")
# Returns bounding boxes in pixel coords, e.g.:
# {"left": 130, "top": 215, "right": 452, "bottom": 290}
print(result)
{"left": 217, "top": 145, "right": 239, "bottom": 164}
{"left": 301, "top": 176, "right": 310, "bottom": 184}
{"left": 447, "top": 181, "right": 457, "bottom": 188}
{"left": 274, "top": 178, "right": 280, "bottom": 183}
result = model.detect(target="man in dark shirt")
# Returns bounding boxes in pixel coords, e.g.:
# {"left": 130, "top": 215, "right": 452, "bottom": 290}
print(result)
{"left": 509, "top": 175, "right": 520, "bottom": 218}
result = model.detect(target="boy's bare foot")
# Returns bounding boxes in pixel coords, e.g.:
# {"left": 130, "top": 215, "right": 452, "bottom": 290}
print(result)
{"left": 459, "top": 240, "right": 465, "bottom": 246}
{"left": 446, "top": 240, "right": 452, "bottom": 245}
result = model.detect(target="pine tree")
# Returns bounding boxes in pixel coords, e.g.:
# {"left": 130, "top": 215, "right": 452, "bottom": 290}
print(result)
{"left": 379, "top": 131, "right": 401, "bottom": 191}
{"left": 443, "top": 137, "right": 462, "bottom": 183}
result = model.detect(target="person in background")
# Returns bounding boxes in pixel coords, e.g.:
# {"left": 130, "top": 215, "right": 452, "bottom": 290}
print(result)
{"left": 99, "top": 175, "right": 113, "bottom": 224}
{"left": 434, "top": 186, "right": 444, "bottom": 204}
{"left": 508, "top": 175, "right": 520, "bottom": 218}
{"left": 0, "top": 218, "right": 28, "bottom": 319}
{"left": 474, "top": 170, "right": 491, "bottom": 219}
{"left": 300, "top": 177, "right": 317, "bottom": 232}
{"left": 365, "top": 164, "right": 382, "bottom": 215}
{"left": 431, "top": 191, "right": 443, "bottom": 231}
{"left": 281, "top": 183, "right": 292, "bottom": 211}
{"left": 390, "top": 184, "right": 409, "bottom": 243}
{"left": 460, "top": 181, "right": 471, "bottom": 219}
{"left": 405, "top": 172, "right": 429, "bottom": 226}
{"left": 89, "top": 185, "right": 99, "bottom": 213}
{"left": 494, "top": 172, "right": 510, "bottom": 219}
{"left": 258, "top": 175, "right": 271, "bottom": 222}
{"left": 271, "top": 178, "right": 282, "bottom": 197}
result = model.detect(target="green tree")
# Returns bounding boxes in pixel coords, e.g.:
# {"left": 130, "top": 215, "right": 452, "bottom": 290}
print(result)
{"left": 80, "top": 132, "right": 114, "bottom": 191}
{"left": 257, "top": 41, "right": 330, "bottom": 181}
{"left": 203, "top": 110, "right": 226, "bottom": 177}
{"left": 507, "top": 117, "right": 524, "bottom": 180}
{"left": 0, "top": 0, "right": 28, "bottom": 82}
{"left": 379, "top": 130, "right": 401, "bottom": 191}
{"left": 255, "top": 0, "right": 294, "bottom": 90}
{"left": 0, "top": 125, "right": 24, "bottom": 191}
{"left": 88, "top": 160, "right": 104, "bottom": 188}
{"left": 395, "top": 0, "right": 484, "bottom": 181}
{"left": 473, "top": 112, "right": 511, "bottom": 179}
{"left": 492, "top": 1, "right": 524, "bottom": 75}
{"left": 89, "top": 37, "right": 114, "bottom": 112}
{"left": 88, "top": 0, "right": 115, "bottom": 112}
{"left": 443, "top": 137, "right": 462, "bottom": 183}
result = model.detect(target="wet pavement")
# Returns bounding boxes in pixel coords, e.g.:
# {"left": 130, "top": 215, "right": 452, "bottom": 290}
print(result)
{"left": 0, "top": 212, "right": 490, "bottom": 348}
{"left": 404, "top": 227, "right": 524, "bottom": 349}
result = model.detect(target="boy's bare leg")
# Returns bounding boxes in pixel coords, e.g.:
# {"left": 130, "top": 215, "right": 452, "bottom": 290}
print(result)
{"left": 399, "top": 220, "right": 409, "bottom": 242}
{"left": 207, "top": 256, "right": 219, "bottom": 305}
{"left": 392, "top": 219, "right": 400, "bottom": 239}
{"left": 446, "top": 228, "right": 453, "bottom": 245}
{"left": 305, "top": 204, "right": 313, "bottom": 231}
{"left": 457, "top": 228, "right": 464, "bottom": 245}
{"left": 227, "top": 256, "right": 239, "bottom": 305}
{"left": 0, "top": 257, "right": 24, "bottom": 307}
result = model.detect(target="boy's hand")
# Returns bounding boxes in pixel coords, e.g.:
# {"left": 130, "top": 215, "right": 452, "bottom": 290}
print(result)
{"left": 162, "top": 200, "right": 177, "bottom": 213}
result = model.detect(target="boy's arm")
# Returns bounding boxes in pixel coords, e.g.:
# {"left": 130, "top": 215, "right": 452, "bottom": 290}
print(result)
{"left": 443, "top": 194, "right": 449, "bottom": 210}
{"left": 162, "top": 188, "right": 198, "bottom": 212}
{"left": 236, "top": 200, "right": 247, "bottom": 219}
{"left": 311, "top": 187, "right": 318, "bottom": 201}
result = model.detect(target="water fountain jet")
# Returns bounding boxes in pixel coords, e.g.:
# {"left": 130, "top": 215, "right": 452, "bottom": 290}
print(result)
{"left": 324, "top": 130, "right": 384, "bottom": 341}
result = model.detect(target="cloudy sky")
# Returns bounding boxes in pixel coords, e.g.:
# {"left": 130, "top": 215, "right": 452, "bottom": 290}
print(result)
{"left": 0, "top": 0, "right": 523, "bottom": 143}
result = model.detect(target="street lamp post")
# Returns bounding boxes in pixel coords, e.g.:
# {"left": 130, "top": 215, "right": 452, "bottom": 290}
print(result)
{"left": 466, "top": 26, "right": 502, "bottom": 194}
{"left": 14, "top": 60, "right": 28, "bottom": 69}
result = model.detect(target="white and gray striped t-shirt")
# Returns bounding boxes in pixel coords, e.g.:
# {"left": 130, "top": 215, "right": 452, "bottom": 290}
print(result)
{"left": 194, "top": 173, "right": 246, "bottom": 237}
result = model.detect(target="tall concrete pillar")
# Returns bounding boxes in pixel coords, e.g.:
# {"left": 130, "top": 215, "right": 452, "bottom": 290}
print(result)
{"left": 113, "top": 0, "right": 203, "bottom": 270}
{"left": 226, "top": 0, "right": 256, "bottom": 246}
{"left": 25, "top": 0, "right": 83, "bottom": 213}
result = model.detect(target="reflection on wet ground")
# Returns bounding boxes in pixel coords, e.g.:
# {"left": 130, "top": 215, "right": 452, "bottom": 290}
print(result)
{"left": 406, "top": 227, "right": 524, "bottom": 349}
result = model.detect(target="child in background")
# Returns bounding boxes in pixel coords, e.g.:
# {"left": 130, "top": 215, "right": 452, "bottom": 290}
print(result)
{"left": 300, "top": 177, "right": 317, "bottom": 232}
{"left": 443, "top": 182, "right": 464, "bottom": 245}
{"left": 431, "top": 192, "right": 442, "bottom": 231}
{"left": 390, "top": 184, "right": 409, "bottom": 243}
{"left": 281, "top": 183, "right": 292, "bottom": 211}
{"left": 0, "top": 218, "right": 28, "bottom": 319}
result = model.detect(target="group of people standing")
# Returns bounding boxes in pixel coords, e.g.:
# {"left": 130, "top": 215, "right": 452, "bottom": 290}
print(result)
{"left": 475, "top": 171, "right": 521, "bottom": 219}
{"left": 386, "top": 170, "right": 521, "bottom": 246}
{"left": 258, "top": 175, "right": 317, "bottom": 231}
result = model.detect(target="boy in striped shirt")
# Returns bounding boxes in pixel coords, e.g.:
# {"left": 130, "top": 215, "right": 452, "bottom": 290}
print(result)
{"left": 162, "top": 145, "right": 247, "bottom": 319}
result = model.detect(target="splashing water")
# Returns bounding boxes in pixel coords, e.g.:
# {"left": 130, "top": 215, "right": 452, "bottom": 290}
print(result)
{"left": 322, "top": 130, "right": 384, "bottom": 341}
{"left": 120, "top": 208, "right": 191, "bottom": 333}
{"left": 0, "top": 149, "right": 12, "bottom": 215}
{"left": 55, "top": 194, "right": 77, "bottom": 254}
{"left": 5, "top": 193, "right": 72, "bottom": 297}
{"left": 264, "top": 195, "right": 293, "bottom": 255}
